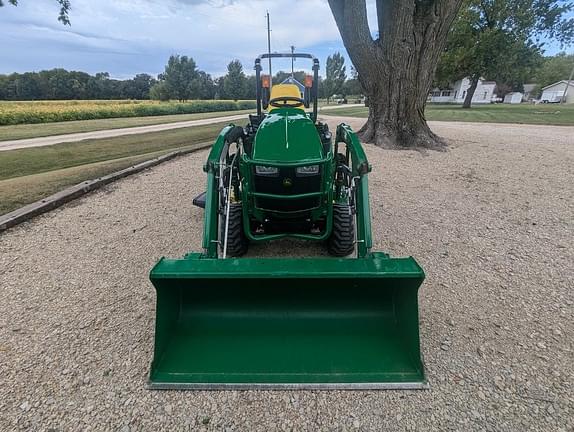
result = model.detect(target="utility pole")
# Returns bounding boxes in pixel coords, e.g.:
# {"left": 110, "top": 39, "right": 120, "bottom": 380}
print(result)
{"left": 561, "top": 56, "right": 574, "bottom": 104}
{"left": 266, "top": 11, "right": 272, "bottom": 87}
{"left": 291, "top": 45, "right": 295, "bottom": 77}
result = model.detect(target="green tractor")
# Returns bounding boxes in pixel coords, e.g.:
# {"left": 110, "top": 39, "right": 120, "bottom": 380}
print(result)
{"left": 148, "top": 53, "right": 427, "bottom": 389}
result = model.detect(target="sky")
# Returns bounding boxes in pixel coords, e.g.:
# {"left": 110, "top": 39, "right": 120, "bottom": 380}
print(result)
{"left": 0, "top": 0, "right": 571, "bottom": 80}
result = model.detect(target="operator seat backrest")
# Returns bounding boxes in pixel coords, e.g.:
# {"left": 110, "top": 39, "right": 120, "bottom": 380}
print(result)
{"left": 268, "top": 84, "right": 304, "bottom": 110}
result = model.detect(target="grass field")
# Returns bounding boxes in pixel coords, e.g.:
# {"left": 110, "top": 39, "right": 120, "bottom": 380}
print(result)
{"left": 0, "top": 99, "right": 256, "bottom": 126}
{"left": 321, "top": 103, "right": 574, "bottom": 126}
{"left": 0, "top": 121, "right": 227, "bottom": 215}
{"left": 0, "top": 109, "right": 253, "bottom": 141}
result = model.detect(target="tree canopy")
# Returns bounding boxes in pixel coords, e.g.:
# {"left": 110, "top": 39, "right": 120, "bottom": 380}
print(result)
{"left": 533, "top": 52, "right": 574, "bottom": 94}
{"left": 159, "top": 55, "right": 200, "bottom": 102}
{"left": 323, "top": 52, "right": 347, "bottom": 100}
{"left": 0, "top": 69, "right": 156, "bottom": 100}
{"left": 273, "top": 70, "right": 307, "bottom": 85}
{"left": 223, "top": 60, "right": 247, "bottom": 101}
{"left": 437, "top": 0, "right": 574, "bottom": 107}
{"left": 0, "top": 0, "right": 71, "bottom": 24}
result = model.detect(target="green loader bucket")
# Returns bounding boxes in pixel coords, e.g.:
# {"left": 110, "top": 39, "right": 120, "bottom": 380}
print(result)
{"left": 149, "top": 252, "right": 427, "bottom": 389}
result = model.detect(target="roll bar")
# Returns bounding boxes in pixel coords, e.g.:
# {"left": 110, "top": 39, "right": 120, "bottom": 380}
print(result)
{"left": 257, "top": 53, "right": 318, "bottom": 61}
{"left": 254, "top": 53, "right": 320, "bottom": 123}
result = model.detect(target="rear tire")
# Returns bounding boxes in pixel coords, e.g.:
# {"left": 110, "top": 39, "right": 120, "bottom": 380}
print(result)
{"left": 220, "top": 203, "right": 248, "bottom": 257}
{"left": 327, "top": 204, "right": 355, "bottom": 257}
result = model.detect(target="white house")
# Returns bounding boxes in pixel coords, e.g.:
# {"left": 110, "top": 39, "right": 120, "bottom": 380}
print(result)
{"left": 429, "top": 77, "right": 497, "bottom": 104}
{"left": 540, "top": 81, "right": 574, "bottom": 104}
{"left": 504, "top": 92, "right": 523, "bottom": 104}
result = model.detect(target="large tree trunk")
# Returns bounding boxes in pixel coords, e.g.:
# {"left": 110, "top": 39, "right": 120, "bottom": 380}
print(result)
{"left": 462, "top": 75, "right": 479, "bottom": 108}
{"left": 328, "top": 0, "right": 463, "bottom": 149}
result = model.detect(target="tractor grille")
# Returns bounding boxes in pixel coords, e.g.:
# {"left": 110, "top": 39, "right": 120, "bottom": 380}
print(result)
{"left": 256, "top": 196, "right": 320, "bottom": 212}
{"left": 253, "top": 167, "right": 321, "bottom": 212}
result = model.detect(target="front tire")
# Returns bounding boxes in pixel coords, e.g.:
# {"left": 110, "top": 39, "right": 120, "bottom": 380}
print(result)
{"left": 220, "top": 203, "right": 248, "bottom": 257}
{"left": 327, "top": 203, "right": 355, "bottom": 256}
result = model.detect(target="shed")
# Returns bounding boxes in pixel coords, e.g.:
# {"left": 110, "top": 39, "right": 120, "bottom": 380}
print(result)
{"left": 503, "top": 92, "right": 523, "bottom": 104}
{"left": 540, "top": 81, "right": 574, "bottom": 104}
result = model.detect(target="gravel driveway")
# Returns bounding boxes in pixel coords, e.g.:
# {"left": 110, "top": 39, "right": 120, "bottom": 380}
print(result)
{"left": 0, "top": 119, "right": 572, "bottom": 431}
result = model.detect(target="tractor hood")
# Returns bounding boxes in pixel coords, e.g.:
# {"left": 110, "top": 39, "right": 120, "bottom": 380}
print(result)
{"left": 252, "top": 108, "right": 323, "bottom": 163}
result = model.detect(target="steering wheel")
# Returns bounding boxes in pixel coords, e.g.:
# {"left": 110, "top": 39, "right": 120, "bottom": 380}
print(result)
{"left": 269, "top": 96, "right": 304, "bottom": 108}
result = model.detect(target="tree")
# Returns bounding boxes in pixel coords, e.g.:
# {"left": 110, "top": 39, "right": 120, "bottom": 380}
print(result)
{"left": 437, "top": 0, "right": 571, "bottom": 108}
{"left": 344, "top": 66, "right": 363, "bottom": 96}
{"left": 149, "top": 82, "right": 170, "bottom": 101}
{"left": 86, "top": 72, "right": 110, "bottom": 99}
{"left": 223, "top": 60, "right": 247, "bottom": 101}
{"left": 323, "top": 52, "right": 347, "bottom": 101}
{"left": 123, "top": 74, "right": 156, "bottom": 99}
{"left": 0, "top": 69, "right": 160, "bottom": 101}
{"left": 1, "top": 0, "right": 71, "bottom": 24}
{"left": 328, "top": 0, "right": 463, "bottom": 149}
{"left": 161, "top": 55, "right": 199, "bottom": 102}
{"left": 533, "top": 52, "right": 574, "bottom": 96}
{"left": 214, "top": 76, "right": 226, "bottom": 99}
{"left": 188, "top": 71, "right": 216, "bottom": 99}
{"left": 274, "top": 70, "right": 307, "bottom": 85}
{"left": 244, "top": 74, "right": 257, "bottom": 99}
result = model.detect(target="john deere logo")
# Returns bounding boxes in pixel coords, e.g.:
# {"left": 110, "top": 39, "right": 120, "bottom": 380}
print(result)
{"left": 282, "top": 178, "right": 293, "bottom": 187}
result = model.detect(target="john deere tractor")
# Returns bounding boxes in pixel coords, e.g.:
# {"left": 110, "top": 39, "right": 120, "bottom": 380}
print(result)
{"left": 148, "top": 53, "right": 427, "bottom": 389}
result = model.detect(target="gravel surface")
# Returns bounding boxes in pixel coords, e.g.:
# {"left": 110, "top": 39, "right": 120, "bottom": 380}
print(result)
{"left": 1, "top": 119, "right": 573, "bottom": 431}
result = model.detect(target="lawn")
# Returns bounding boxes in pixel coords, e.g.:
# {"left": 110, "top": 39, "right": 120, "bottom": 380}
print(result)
{"left": 0, "top": 121, "right": 228, "bottom": 215}
{"left": 0, "top": 109, "right": 254, "bottom": 141}
{"left": 321, "top": 103, "right": 574, "bottom": 126}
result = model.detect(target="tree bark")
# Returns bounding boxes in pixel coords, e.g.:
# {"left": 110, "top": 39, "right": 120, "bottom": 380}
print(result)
{"left": 462, "top": 75, "right": 479, "bottom": 108}
{"left": 328, "top": 0, "right": 463, "bottom": 149}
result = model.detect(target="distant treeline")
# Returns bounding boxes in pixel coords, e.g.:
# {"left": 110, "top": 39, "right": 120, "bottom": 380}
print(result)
{"left": 0, "top": 54, "right": 363, "bottom": 102}
{"left": 0, "top": 70, "right": 156, "bottom": 101}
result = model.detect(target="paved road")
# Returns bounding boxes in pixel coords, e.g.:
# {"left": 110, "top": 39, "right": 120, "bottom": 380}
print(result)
{"left": 0, "top": 114, "right": 248, "bottom": 152}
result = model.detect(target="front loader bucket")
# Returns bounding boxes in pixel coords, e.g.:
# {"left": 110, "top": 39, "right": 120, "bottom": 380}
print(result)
{"left": 148, "top": 252, "right": 426, "bottom": 390}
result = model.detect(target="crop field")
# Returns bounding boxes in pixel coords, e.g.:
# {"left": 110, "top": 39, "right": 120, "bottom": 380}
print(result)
{"left": 0, "top": 99, "right": 256, "bottom": 125}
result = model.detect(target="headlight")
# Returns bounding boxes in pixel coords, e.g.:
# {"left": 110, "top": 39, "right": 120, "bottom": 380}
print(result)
{"left": 255, "top": 165, "right": 279, "bottom": 176}
{"left": 295, "top": 165, "right": 319, "bottom": 176}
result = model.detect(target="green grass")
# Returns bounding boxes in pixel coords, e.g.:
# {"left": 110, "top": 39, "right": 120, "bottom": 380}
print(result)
{"left": 0, "top": 153, "right": 178, "bottom": 215}
{"left": 0, "top": 121, "right": 228, "bottom": 215}
{"left": 0, "top": 109, "right": 253, "bottom": 141}
{"left": 321, "top": 103, "right": 574, "bottom": 126}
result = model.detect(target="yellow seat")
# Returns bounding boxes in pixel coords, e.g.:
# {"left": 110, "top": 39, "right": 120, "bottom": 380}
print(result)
{"left": 268, "top": 84, "right": 304, "bottom": 110}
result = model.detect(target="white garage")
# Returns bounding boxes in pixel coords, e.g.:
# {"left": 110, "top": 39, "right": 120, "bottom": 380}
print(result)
{"left": 540, "top": 81, "right": 574, "bottom": 104}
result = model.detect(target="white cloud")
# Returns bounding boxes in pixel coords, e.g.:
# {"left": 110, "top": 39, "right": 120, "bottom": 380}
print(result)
{"left": 0, "top": 0, "right": 376, "bottom": 77}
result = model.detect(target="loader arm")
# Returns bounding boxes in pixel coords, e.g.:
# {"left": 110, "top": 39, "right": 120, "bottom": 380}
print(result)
{"left": 201, "top": 124, "right": 236, "bottom": 259}
{"left": 334, "top": 123, "right": 373, "bottom": 258}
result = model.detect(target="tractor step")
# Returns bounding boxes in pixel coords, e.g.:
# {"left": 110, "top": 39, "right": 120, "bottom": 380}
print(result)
{"left": 192, "top": 191, "right": 206, "bottom": 209}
